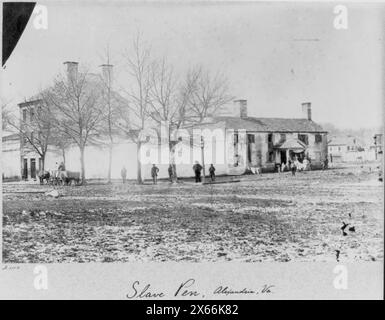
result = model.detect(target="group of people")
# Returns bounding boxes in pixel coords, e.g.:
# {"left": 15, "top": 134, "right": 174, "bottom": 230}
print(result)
{"left": 192, "top": 161, "right": 216, "bottom": 183}
{"left": 120, "top": 162, "right": 216, "bottom": 184}
{"left": 278, "top": 157, "right": 310, "bottom": 176}
{"left": 119, "top": 154, "right": 331, "bottom": 183}
{"left": 278, "top": 155, "right": 329, "bottom": 176}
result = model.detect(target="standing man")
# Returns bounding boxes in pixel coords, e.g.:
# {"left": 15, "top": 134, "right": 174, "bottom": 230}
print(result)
{"left": 151, "top": 164, "right": 159, "bottom": 185}
{"left": 121, "top": 166, "right": 127, "bottom": 184}
{"left": 323, "top": 157, "right": 328, "bottom": 170}
{"left": 58, "top": 161, "right": 65, "bottom": 171}
{"left": 193, "top": 161, "right": 203, "bottom": 183}
{"left": 168, "top": 164, "right": 173, "bottom": 182}
{"left": 209, "top": 164, "right": 216, "bottom": 182}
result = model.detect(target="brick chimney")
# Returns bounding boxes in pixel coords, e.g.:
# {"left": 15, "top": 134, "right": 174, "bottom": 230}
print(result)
{"left": 100, "top": 64, "right": 113, "bottom": 86}
{"left": 234, "top": 99, "right": 247, "bottom": 118}
{"left": 63, "top": 61, "right": 78, "bottom": 82}
{"left": 301, "top": 102, "right": 312, "bottom": 121}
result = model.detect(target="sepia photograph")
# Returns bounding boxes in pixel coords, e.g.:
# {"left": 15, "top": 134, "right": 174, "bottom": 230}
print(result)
{"left": 0, "top": 0, "right": 383, "bottom": 300}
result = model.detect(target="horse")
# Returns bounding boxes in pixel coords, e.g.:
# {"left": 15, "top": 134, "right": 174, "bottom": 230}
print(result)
{"left": 38, "top": 170, "right": 50, "bottom": 185}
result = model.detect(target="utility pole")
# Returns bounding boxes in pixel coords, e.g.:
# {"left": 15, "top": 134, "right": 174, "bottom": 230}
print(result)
{"left": 201, "top": 135, "right": 205, "bottom": 183}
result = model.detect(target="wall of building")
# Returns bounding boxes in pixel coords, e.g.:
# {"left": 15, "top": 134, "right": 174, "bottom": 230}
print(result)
{"left": 1, "top": 138, "right": 21, "bottom": 179}
{"left": 328, "top": 147, "right": 377, "bottom": 163}
{"left": 6, "top": 128, "right": 330, "bottom": 181}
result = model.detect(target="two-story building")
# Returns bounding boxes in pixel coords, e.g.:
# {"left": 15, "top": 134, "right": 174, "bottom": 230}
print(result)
{"left": 141, "top": 100, "right": 328, "bottom": 178}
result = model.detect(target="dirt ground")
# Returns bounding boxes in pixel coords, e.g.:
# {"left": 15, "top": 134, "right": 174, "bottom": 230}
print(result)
{"left": 2, "top": 163, "right": 383, "bottom": 263}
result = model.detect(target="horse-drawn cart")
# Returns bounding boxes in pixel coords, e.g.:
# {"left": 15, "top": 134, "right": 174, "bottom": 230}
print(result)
{"left": 39, "top": 170, "right": 81, "bottom": 186}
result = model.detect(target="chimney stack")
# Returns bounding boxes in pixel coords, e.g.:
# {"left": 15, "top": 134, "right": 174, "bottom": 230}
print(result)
{"left": 63, "top": 61, "right": 78, "bottom": 82}
{"left": 234, "top": 99, "right": 247, "bottom": 118}
{"left": 301, "top": 102, "right": 312, "bottom": 121}
{"left": 100, "top": 64, "right": 113, "bottom": 86}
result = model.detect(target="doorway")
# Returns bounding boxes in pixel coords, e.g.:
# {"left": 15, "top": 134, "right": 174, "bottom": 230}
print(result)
{"left": 23, "top": 158, "right": 28, "bottom": 180}
{"left": 30, "top": 158, "right": 36, "bottom": 179}
{"left": 280, "top": 150, "right": 287, "bottom": 164}
{"left": 247, "top": 134, "right": 255, "bottom": 165}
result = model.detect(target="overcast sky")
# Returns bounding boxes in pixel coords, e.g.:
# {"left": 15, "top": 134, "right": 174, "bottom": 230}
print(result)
{"left": 2, "top": 1, "right": 384, "bottom": 129}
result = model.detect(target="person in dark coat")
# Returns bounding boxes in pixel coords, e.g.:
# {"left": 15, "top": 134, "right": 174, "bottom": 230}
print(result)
{"left": 209, "top": 164, "right": 216, "bottom": 181}
{"left": 168, "top": 165, "right": 173, "bottom": 182}
{"left": 121, "top": 166, "right": 127, "bottom": 184}
{"left": 193, "top": 161, "right": 203, "bottom": 183}
{"left": 291, "top": 161, "right": 297, "bottom": 176}
{"left": 151, "top": 164, "right": 159, "bottom": 185}
{"left": 323, "top": 157, "right": 329, "bottom": 170}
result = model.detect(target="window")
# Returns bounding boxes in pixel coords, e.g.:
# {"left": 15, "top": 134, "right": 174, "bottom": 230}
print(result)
{"left": 338, "top": 147, "right": 341, "bottom": 151}
{"left": 234, "top": 154, "right": 240, "bottom": 167}
{"left": 267, "top": 133, "right": 273, "bottom": 143}
{"left": 268, "top": 151, "right": 275, "bottom": 162}
{"left": 347, "top": 146, "right": 350, "bottom": 151}
{"left": 298, "top": 134, "right": 309, "bottom": 145}
{"left": 234, "top": 133, "right": 239, "bottom": 145}
{"left": 30, "top": 131, "right": 34, "bottom": 141}
{"left": 280, "top": 133, "right": 286, "bottom": 142}
{"left": 247, "top": 134, "right": 255, "bottom": 143}
{"left": 30, "top": 107, "right": 35, "bottom": 119}
{"left": 315, "top": 134, "right": 322, "bottom": 143}
{"left": 22, "top": 109, "right": 27, "bottom": 122}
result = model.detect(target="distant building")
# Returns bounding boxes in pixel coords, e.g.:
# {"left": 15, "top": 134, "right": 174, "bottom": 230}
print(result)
{"left": 328, "top": 136, "right": 364, "bottom": 162}
{"left": 327, "top": 135, "right": 381, "bottom": 163}
{"left": 18, "top": 99, "right": 44, "bottom": 180}
{"left": 371, "top": 133, "right": 383, "bottom": 160}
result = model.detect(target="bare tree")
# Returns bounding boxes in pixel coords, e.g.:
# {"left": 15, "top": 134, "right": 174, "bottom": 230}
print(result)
{"left": 184, "top": 66, "right": 234, "bottom": 123}
{"left": 7, "top": 97, "right": 52, "bottom": 171}
{"left": 147, "top": 62, "right": 234, "bottom": 181}
{"left": 2, "top": 100, "right": 11, "bottom": 131}
{"left": 119, "top": 34, "right": 153, "bottom": 184}
{"left": 147, "top": 58, "right": 180, "bottom": 181}
{"left": 43, "top": 67, "right": 105, "bottom": 183}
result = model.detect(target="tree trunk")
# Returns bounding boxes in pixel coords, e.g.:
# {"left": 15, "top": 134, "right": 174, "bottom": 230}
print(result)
{"left": 169, "top": 142, "right": 177, "bottom": 182}
{"left": 80, "top": 146, "right": 86, "bottom": 184}
{"left": 137, "top": 141, "right": 143, "bottom": 184}
{"left": 107, "top": 143, "right": 113, "bottom": 184}
{"left": 62, "top": 148, "right": 66, "bottom": 166}
{"left": 41, "top": 154, "right": 45, "bottom": 171}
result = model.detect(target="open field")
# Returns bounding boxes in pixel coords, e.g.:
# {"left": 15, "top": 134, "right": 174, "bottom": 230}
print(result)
{"left": 2, "top": 164, "right": 383, "bottom": 263}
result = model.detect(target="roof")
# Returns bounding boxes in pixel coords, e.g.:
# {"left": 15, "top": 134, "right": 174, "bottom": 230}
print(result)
{"left": 274, "top": 138, "right": 307, "bottom": 150}
{"left": 18, "top": 99, "right": 42, "bottom": 108}
{"left": 197, "top": 116, "right": 326, "bottom": 133}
